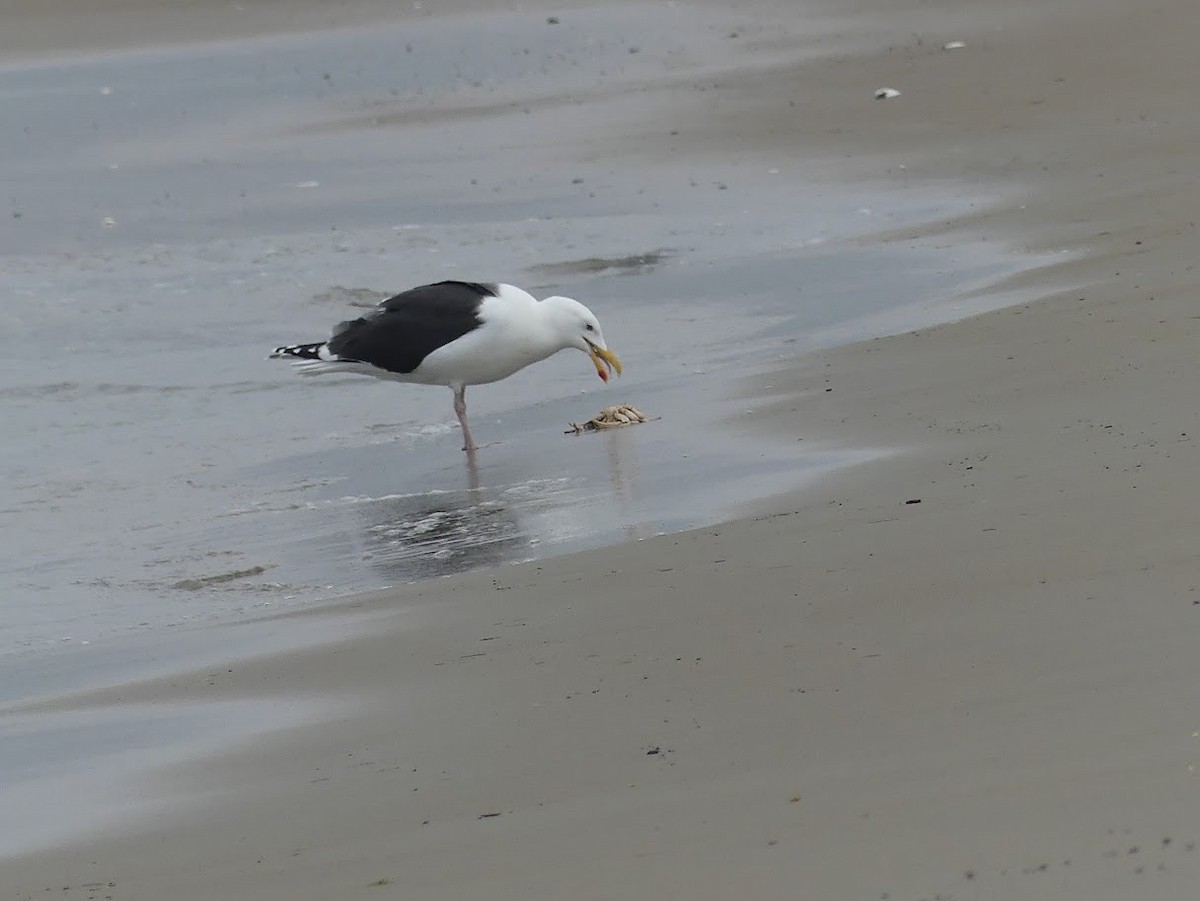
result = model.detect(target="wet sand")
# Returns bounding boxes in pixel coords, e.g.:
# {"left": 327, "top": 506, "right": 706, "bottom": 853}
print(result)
{"left": 6, "top": 0, "right": 1200, "bottom": 898}
{"left": 0, "top": 0, "right": 1028, "bottom": 653}
{"left": 0, "top": 0, "right": 539, "bottom": 62}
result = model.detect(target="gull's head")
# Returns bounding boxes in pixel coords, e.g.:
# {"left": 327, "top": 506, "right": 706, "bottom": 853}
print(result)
{"left": 542, "top": 295, "right": 623, "bottom": 382}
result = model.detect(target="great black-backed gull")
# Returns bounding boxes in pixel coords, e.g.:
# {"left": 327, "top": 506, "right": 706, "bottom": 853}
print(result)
{"left": 271, "top": 280, "right": 622, "bottom": 451}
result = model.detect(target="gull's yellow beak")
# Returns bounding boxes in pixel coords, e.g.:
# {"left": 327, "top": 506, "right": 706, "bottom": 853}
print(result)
{"left": 586, "top": 341, "right": 623, "bottom": 382}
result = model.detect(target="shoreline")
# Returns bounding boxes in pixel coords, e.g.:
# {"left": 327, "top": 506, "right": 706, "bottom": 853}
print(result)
{"left": 6, "top": 0, "right": 1200, "bottom": 897}
{"left": 0, "top": 0, "right": 1044, "bottom": 659}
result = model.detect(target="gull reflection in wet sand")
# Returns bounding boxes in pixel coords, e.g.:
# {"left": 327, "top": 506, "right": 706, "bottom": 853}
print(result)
{"left": 354, "top": 431, "right": 650, "bottom": 583}
{"left": 355, "top": 483, "right": 524, "bottom": 581}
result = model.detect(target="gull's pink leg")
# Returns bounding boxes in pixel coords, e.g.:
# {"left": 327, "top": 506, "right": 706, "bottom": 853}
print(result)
{"left": 452, "top": 385, "right": 477, "bottom": 453}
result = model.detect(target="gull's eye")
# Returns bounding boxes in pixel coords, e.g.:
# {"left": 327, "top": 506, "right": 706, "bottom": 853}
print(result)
{"left": 585, "top": 323, "right": 595, "bottom": 332}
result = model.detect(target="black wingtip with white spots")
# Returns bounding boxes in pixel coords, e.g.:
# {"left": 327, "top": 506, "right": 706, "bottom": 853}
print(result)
{"left": 270, "top": 342, "right": 327, "bottom": 360}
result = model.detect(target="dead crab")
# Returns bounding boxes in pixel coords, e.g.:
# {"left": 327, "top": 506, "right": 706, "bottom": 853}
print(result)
{"left": 565, "top": 403, "right": 653, "bottom": 434}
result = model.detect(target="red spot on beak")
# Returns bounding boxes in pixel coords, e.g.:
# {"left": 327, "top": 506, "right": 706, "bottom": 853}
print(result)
{"left": 598, "top": 369, "right": 609, "bottom": 382}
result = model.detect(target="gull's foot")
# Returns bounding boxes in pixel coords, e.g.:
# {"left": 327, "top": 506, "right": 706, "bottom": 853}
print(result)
{"left": 462, "top": 440, "right": 501, "bottom": 452}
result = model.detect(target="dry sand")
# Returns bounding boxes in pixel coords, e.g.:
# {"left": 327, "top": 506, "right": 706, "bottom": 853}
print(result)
{"left": 7, "top": 0, "right": 1200, "bottom": 898}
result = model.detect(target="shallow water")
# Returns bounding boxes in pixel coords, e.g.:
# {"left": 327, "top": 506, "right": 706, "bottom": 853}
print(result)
{"left": 1, "top": 7, "right": 1035, "bottom": 662}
